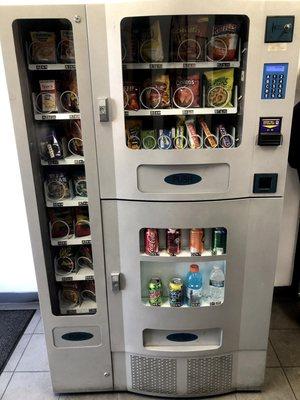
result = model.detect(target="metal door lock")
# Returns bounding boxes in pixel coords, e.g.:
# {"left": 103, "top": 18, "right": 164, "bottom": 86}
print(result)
{"left": 111, "top": 272, "right": 121, "bottom": 293}
{"left": 99, "top": 97, "right": 109, "bottom": 122}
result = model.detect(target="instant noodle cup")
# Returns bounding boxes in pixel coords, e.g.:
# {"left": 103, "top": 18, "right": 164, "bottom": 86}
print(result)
{"left": 139, "top": 20, "right": 164, "bottom": 63}
{"left": 172, "top": 73, "right": 201, "bottom": 108}
{"left": 204, "top": 68, "right": 234, "bottom": 108}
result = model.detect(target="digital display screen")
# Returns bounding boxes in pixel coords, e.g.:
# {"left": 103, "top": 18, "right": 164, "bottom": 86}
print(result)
{"left": 266, "top": 64, "right": 285, "bottom": 73}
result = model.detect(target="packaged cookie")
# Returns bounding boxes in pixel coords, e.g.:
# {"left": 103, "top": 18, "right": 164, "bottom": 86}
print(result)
{"left": 30, "top": 32, "right": 56, "bottom": 63}
{"left": 204, "top": 68, "right": 234, "bottom": 108}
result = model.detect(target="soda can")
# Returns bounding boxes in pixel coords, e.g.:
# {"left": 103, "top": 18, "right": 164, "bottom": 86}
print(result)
{"left": 158, "top": 129, "right": 173, "bottom": 149}
{"left": 169, "top": 277, "right": 184, "bottom": 307}
{"left": 166, "top": 229, "right": 181, "bottom": 256}
{"left": 148, "top": 277, "right": 163, "bottom": 306}
{"left": 212, "top": 228, "right": 227, "bottom": 255}
{"left": 144, "top": 228, "right": 159, "bottom": 255}
{"left": 190, "top": 228, "right": 205, "bottom": 255}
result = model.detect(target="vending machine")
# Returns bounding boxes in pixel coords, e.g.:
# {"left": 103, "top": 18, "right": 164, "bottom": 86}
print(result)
{"left": 0, "top": 0, "right": 299, "bottom": 397}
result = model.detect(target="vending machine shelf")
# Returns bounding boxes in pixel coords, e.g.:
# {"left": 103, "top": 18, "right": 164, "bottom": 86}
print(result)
{"left": 59, "top": 297, "right": 97, "bottom": 315}
{"left": 55, "top": 266, "right": 94, "bottom": 282}
{"left": 41, "top": 155, "right": 85, "bottom": 166}
{"left": 122, "top": 60, "right": 240, "bottom": 70}
{"left": 140, "top": 250, "right": 226, "bottom": 262}
{"left": 125, "top": 106, "right": 237, "bottom": 117}
{"left": 51, "top": 235, "right": 91, "bottom": 246}
{"left": 46, "top": 197, "right": 88, "bottom": 208}
{"left": 142, "top": 297, "right": 221, "bottom": 308}
{"left": 34, "top": 113, "right": 81, "bottom": 120}
{"left": 28, "top": 63, "right": 76, "bottom": 71}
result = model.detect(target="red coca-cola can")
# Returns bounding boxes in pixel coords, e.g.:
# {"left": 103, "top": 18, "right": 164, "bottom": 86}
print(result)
{"left": 144, "top": 228, "right": 159, "bottom": 255}
{"left": 166, "top": 229, "right": 181, "bottom": 256}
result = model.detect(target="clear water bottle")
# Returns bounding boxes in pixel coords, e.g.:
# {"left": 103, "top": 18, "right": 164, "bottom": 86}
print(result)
{"left": 209, "top": 266, "right": 225, "bottom": 305}
{"left": 186, "top": 264, "right": 203, "bottom": 307}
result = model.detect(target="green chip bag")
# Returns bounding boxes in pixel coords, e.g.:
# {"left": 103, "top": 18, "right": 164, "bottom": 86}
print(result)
{"left": 204, "top": 68, "right": 234, "bottom": 108}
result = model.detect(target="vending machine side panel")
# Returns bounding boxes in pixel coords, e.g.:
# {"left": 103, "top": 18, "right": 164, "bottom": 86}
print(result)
{"left": 0, "top": 5, "right": 113, "bottom": 392}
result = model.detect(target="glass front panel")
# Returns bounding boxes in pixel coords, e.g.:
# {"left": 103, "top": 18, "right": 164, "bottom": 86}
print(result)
{"left": 140, "top": 227, "right": 227, "bottom": 308}
{"left": 13, "top": 19, "right": 96, "bottom": 315}
{"left": 121, "top": 15, "right": 249, "bottom": 150}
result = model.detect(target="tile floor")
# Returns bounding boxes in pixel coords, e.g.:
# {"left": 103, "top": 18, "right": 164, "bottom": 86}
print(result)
{"left": 0, "top": 296, "right": 299, "bottom": 400}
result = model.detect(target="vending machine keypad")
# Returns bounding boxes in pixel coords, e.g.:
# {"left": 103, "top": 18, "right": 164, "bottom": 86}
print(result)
{"left": 261, "top": 63, "right": 288, "bottom": 100}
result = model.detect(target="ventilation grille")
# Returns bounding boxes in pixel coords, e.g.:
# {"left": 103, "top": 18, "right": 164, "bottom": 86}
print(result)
{"left": 187, "top": 354, "right": 233, "bottom": 395}
{"left": 130, "top": 355, "right": 177, "bottom": 394}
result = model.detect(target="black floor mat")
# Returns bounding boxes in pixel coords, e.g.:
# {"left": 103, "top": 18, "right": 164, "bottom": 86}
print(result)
{"left": 0, "top": 309, "right": 35, "bottom": 373}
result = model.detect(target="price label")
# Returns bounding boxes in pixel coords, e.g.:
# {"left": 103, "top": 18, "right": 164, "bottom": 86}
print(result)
{"left": 214, "top": 109, "right": 228, "bottom": 114}
{"left": 217, "top": 62, "right": 230, "bottom": 68}
{"left": 78, "top": 201, "right": 88, "bottom": 206}
{"left": 89, "top": 308, "right": 97, "bottom": 314}
{"left": 69, "top": 114, "right": 79, "bottom": 119}
{"left": 61, "top": 276, "right": 73, "bottom": 282}
{"left": 35, "top": 64, "right": 48, "bottom": 70}
{"left": 57, "top": 240, "right": 67, "bottom": 246}
{"left": 53, "top": 202, "right": 63, "bottom": 207}
{"left": 42, "top": 114, "right": 56, "bottom": 120}
{"left": 65, "top": 64, "right": 76, "bottom": 70}
{"left": 47, "top": 160, "right": 58, "bottom": 165}
{"left": 150, "top": 110, "right": 161, "bottom": 116}
{"left": 183, "top": 62, "right": 196, "bottom": 68}
{"left": 124, "top": 111, "right": 129, "bottom": 116}
{"left": 74, "top": 159, "right": 84, "bottom": 164}
{"left": 182, "top": 109, "right": 194, "bottom": 115}
{"left": 150, "top": 63, "right": 163, "bottom": 69}
{"left": 85, "top": 275, "right": 94, "bottom": 281}
{"left": 82, "top": 240, "right": 91, "bottom": 244}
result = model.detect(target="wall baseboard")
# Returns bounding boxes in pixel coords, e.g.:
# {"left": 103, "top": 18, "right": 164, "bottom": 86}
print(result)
{"left": 0, "top": 292, "right": 39, "bottom": 303}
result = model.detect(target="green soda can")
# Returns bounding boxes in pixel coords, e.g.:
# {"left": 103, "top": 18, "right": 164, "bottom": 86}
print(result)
{"left": 212, "top": 228, "right": 227, "bottom": 255}
{"left": 141, "top": 130, "right": 158, "bottom": 149}
{"left": 148, "top": 277, "right": 162, "bottom": 306}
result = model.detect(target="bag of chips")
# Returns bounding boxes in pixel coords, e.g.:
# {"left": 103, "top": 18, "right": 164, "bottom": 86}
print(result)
{"left": 121, "top": 19, "right": 139, "bottom": 62}
{"left": 66, "top": 120, "right": 84, "bottom": 156}
{"left": 61, "top": 282, "right": 81, "bottom": 307}
{"left": 73, "top": 171, "right": 87, "bottom": 197}
{"left": 170, "top": 16, "right": 208, "bottom": 62}
{"left": 39, "top": 126, "right": 63, "bottom": 161}
{"left": 123, "top": 82, "right": 140, "bottom": 110}
{"left": 56, "top": 247, "right": 77, "bottom": 275}
{"left": 172, "top": 72, "right": 201, "bottom": 108}
{"left": 60, "top": 30, "right": 75, "bottom": 63}
{"left": 75, "top": 208, "right": 90, "bottom": 237}
{"left": 45, "top": 171, "right": 71, "bottom": 200}
{"left": 141, "top": 74, "right": 170, "bottom": 109}
{"left": 207, "top": 22, "right": 240, "bottom": 61}
{"left": 140, "top": 20, "right": 164, "bottom": 62}
{"left": 30, "top": 32, "right": 56, "bottom": 63}
{"left": 125, "top": 119, "right": 142, "bottom": 149}
{"left": 76, "top": 246, "right": 93, "bottom": 270}
{"left": 204, "top": 68, "right": 234, "bottom": 108}
{"left": 49, "top": 208, "right": 74, "bottom": 239}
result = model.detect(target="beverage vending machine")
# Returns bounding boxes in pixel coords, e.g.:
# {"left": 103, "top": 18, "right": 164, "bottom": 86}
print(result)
{"left": 0, "top": 0, "right": 299, "bottom": 397}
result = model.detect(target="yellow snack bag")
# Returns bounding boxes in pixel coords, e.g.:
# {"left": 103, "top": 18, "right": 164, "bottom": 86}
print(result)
{"left": 204, "top": 68, "right": 234, "bottom": 108}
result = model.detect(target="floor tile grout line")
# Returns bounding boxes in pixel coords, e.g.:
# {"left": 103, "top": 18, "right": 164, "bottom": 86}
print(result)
{"left": 0, "top": 310, "right": 41, "bottom": 400}
{"left": 282, "top": 367, "right": 299, "bottom": 400}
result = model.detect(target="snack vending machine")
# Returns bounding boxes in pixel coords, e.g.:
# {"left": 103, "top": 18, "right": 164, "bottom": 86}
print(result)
{"left": 0, "top": 1, "right": 299, "bottom": 397}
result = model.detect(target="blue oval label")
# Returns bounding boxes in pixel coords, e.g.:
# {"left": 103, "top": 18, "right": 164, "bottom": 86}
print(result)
{"left": 62, "top": 332, "right": 94, "bottom": 341}
{"left": 164, "top": 173, "right": 202, "bottom": 186}
{"left": 166, "top": 333, "right": 199, "bottom": 342}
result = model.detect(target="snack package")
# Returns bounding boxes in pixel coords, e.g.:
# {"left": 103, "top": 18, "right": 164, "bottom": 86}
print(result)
{"left": 30, "top": 32, "right": 56, "bottom": 63}
{"left": 37, "top": 80, "right": 58, "bottom": 113}
{"left": 60, "top": 71, "right": 79, "bottom": 112}
{"left": 60, "top": 30, "right": 75, "bottom": 63}
{"left": 121, "top": 19, "right": 139, "bottom": 62}
{"left": 158, "top": 129, "right": 173, "bottom": 149}
{"left": 185, "top": 118, "right": 201, "bottom": 149}
{"left": 172, "top": 72, "right": 201, "bottom": 108}
{"left": 72, "top": 171, "right": 87, "bottom": 197}
{"left": 174, "top": 116, "right": 187, "bottom": 149}
{"left": 170, "top": 16, "right": 208, "bottom": 62}
{"left": 140, "top": 20, "right": 164, "bottom": 62}
{"left": 45, "top": 171, "right": 71, "bottom": 200}
{"left": 204, "top": 68, "right": 234, "bottom": 108}
{"left": 141, "top": 130, "right": 158, "bottom": 149}
{"left": 61, "top": 282, "right": 81, "bottom": 306}
{"left": 66, "top": 121, "right": 84, "bottom": 156}
{"left": 125, "top": 119, "right": 142, "bottom": 149}
{"left": 81, "top": 280, "right": 96, "bottom": 302}
{"left": 39, "top": 127, "right": 63, "bottom": 160}
{"left": 141, "top": 74, "right": 170, "bottom": 109}
{"left": 56, "top": 247, "right": 77, "bottom": 275}
{"left": 49, "top": 208, "right": 74, "bottom": 239}
{"left": 216, "top": 124, "right": 235, "bottom": 148}
{"left": 75, "top": 208, "right": 90, "bottom": 237}
{"left": 76, "top": 246, "right": 93, "bottom": 269}
{"left": 198, "top": 118, "right": 218, "bottom": 148}
{"left": 123, "top": 82, "right": 140, "bottom": 110}
{"left": 207, "top": 22, "right": 240, "bottom": 62}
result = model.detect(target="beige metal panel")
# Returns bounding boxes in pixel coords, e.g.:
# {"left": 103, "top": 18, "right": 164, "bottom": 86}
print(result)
{"left": 0, "top": 5, "right": 113, "bottom": 392}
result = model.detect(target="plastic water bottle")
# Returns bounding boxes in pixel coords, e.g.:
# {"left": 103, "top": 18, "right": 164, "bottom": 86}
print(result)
{"left": 209, "top": 266, "right": 225, "bottom": 305}
{"left": 186, "top": 264, "right": 203, "bottom": 307}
